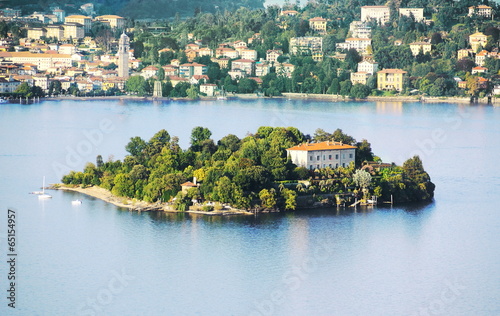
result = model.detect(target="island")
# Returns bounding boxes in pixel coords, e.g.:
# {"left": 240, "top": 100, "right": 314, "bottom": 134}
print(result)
{"left": 58, "top": 126, "right": 435, "bottom": 214}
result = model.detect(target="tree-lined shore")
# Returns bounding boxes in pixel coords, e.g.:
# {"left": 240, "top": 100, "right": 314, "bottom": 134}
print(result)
{"left": 61, "top": 126, "right": 435, "bottom": 213}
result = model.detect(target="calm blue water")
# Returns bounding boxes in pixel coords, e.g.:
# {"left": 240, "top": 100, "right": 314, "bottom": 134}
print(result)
{"left": 0, "top": 99, "right": 499, "bottom": 315}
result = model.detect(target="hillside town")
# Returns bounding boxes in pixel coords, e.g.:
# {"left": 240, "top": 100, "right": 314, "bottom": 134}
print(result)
{"left": 1, "top": 1, "right": 500, "bottom": 99}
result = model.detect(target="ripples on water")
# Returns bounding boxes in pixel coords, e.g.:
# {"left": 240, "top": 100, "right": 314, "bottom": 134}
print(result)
{"left": 0, "top": 100, "right": 498, "bottom": 315}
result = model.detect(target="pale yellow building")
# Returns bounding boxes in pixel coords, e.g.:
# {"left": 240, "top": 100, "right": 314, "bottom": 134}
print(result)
{"left": 27, "top": 28, "right": 46, "bottom": 40}
{"left": 287, "top": 141, "right": 357, "bottom": 170}
{"left": 350, "top": 72, "right": 369, "bottom": 85}
{"left": 94, "top": 15, "right": 125, "bottom": 29}
{"left": 0, "top": 52, "right": 72, "bottom": 71}
{"left": 377, "top": 69, "right": 407, "bottom": 91}
{"left": 469, "top": 32, "right": 488, "bottom": 52}
{"left": 409, "top": 42, "right": 432, "bottom": 56}
{"left": 63, "top": 23, "right": 85, "bottom": 39}
{"left": 309, "top": 17, "right": 327, "bottom": 33}
{"left": 65, "top": 15, "right": 92, "bottom": 34}
{"left": 46, "top": 25, "right": 64, "bottom": 40}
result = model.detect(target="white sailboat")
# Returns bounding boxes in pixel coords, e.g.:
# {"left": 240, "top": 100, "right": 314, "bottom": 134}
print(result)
{"left": 38, "top": 176, "right": 52, "bottom": 199}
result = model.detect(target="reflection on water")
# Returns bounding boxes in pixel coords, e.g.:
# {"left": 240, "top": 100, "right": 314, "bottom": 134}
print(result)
{"left": 376, "top": 101, "right": 404, "bottom": 114}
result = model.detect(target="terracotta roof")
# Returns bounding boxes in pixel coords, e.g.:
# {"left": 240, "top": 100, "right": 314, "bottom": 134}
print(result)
{"left": 66, "top": 15, "right": 90, "bottom": 19}
{"left": 95, "top": 15, "right": 124, "bottom": 19}
{"left": 287, "top": 141, "right": 357, "bottom": 151}
{"left": 378, "top": 68, "right": 407, "bottom": 74}
{"left": 181, "top": 181, "right": 197, "bottom": 187}
{"left": 309, "top": 17, "right": 326, "bottom": 21}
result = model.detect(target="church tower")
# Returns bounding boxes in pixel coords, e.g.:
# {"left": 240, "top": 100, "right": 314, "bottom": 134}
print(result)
{"left": 118, "top": 32, "right": 130, "bottom": 78}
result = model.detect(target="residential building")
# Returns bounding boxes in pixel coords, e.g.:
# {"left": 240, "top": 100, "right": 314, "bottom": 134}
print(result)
{"left": 46, "top": 25, "right": 64, "bottom": 40}
{"left": 141, "top": 65, "right": 158, "bottom": 79}
{"left": 239, "top": 49, "right": 258, "bottom": 61}
{"left": 231, "top": 59, "right": 255, "bottom": 76}
{"left": 337, "top": 38, "right": 371, "bottom": 53}
{"left": 399, "top": 8, "right": 424, "bottom": 22}
{"left": 469, "top": 32, "right": 488, "bottom": 52}
{"left": 63, "top": 23, "right": 85, "bottom": 39}
{"left": 179, "top": 62, "right": 207, "bottom": 78}
{"left": 468, "top": 5, "right": 492, "bottom": 18}
{"left": 280, "top": 10, "right": 299, "bottom": 17}
{"left": 276, "top": 63, "right": 294, "bottom": 78}
{"left": 309, "top": 17, "right": 327, "bottom": 34}
{"left": 27, "top": 28, "right": 46, "bottom": 40}
{"left": 65, "top": 15, "right": 92, "bottom": 34}
{"left": 162, "top": 65, "right": 179, "bottom": 77}
{"left": 457, "top": 49, "right": 473, "bottom": 60}
{"left": 266, "top": 50, "right": 283, "bottom": 63}
{"left": 215, "top": 47, "right": 239, "bottom": 59}
{"left": 349, "top": 21, "right": 372, "bottom": 38}
{"left": 0, "top": 8, "right": 21, "bottom": 18}
{"left": 255, "top": 61, "right": 270, "bottom": 77}
{"left": 409, "top": 42, "right": 432, "bottom": 56}
{"left": 94, "top": 15, "right": 125, "bottom": 30}
{"left": 233, "top": 41, "right": 248, "bottom": 49}
{"left": 200, "top": 83, "right": 217, "bottom": 96}
{"left": 377, "top": 69, "right": 407, "bottom": 91}
{"left": 59, "top": 44, "right": 77, "bottom": 55}
{"left": 289, "top": 37, "right": 323, "bottom": 55}
{"left": 0, "top": 52, "right": 72, "bottom": 70}
{"left": 212, "top": 58, "right": 230, "bottom": 69}
{"left": 350, "top": 72, "right": 369, "bottom": 85}
{"left": 0, "top": 77, "right": 21, "bottom": 93}
{"left": 472, "top": 66, "right": 487, "bottom": 74}
{"left": 475, "top": 50, "right": 488, "bottom": 66}
{"left": 358, "top": 60, "right": 378, "bottom": 74}
{"left": 198, "top": 47, "right": 213, "bottom": 57}
{"left": 286, "top": 141, "right": 357, "bottom": 170}
{"left": 361, "top": 6, "right": 390, "bottom": 24}
{"left": 117, "top": 32, "right": 130, "bottom": 78}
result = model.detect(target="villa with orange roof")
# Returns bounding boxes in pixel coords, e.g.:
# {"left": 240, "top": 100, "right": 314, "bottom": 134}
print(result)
{"left": 287, "top": 141, "right": 357, "bottom": 170}
{"left": 309, "top": 17, "right": 327, "bottom": 33}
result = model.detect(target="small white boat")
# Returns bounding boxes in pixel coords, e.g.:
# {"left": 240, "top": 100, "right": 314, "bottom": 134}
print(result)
{"left": 30, "top": 191, "right": 44, "bottom": 195}
{"left": 217, "top": 96, "right": 227, "bottom": 100}
{"left": 72, "top": 199, "right": 82, "bottom": 205}
{"left": 38, "top": 176, "right": 52, "bottom": 199}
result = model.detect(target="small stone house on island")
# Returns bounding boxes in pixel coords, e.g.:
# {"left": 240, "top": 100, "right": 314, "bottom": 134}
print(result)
{"left": 286, "top": 141, "right": 357, "bottom": 170}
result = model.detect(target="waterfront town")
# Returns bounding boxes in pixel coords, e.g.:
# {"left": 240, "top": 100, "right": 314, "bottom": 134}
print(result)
{"left": 0, "top": 1, "right": 500, "bottom": 99}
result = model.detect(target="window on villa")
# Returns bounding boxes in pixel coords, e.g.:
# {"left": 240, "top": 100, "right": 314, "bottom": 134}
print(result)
{"left": 317, "top": 155, "right": 320, "bottom": 161}
{"left": 309, "top": 156, "right": 313, "bottom": 161}
{"left": 309, "top": 165, "right": 313, "bottom": 170}
{"left": 323, "top": 155, "right": 326, "bottom": 160}
{"left": 349, "top": 153, "right": 353, "bottom": 158}
{"left": 335, "top": 154, "right": 339, "bottom": 159}
{"left": 329, "top": 155, "right": 332, "bottom": 160}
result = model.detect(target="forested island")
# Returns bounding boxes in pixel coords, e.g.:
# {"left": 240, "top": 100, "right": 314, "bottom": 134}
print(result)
{"left": 61, "top": 126, "right": 435, "bottom": 213}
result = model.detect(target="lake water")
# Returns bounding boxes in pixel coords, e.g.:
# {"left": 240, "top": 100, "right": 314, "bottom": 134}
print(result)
{"left": 0, "top": 98, "right": 499, "bottom": 315}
